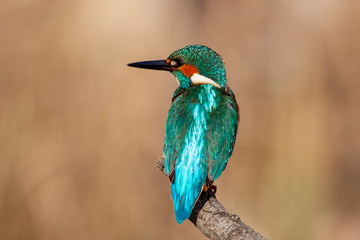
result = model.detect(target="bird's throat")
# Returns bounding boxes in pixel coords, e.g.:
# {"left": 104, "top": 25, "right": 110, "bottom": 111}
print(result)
{"left": 190, "top": 73, "right": 221, "bottom": 89}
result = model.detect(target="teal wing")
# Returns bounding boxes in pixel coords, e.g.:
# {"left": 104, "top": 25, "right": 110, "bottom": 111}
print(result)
{"left": 163, "top": 87, "right": 208, "bottom": 224}
{"left": 206, "top": 87, "right": 239, "bottom": 182}
{"left": 163, "top": 87, "right": 187, "bottom": 177}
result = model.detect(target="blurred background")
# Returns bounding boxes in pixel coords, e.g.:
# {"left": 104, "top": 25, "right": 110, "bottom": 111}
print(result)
{"left": 1, "top": 0, "right": 359, "bottom": 239}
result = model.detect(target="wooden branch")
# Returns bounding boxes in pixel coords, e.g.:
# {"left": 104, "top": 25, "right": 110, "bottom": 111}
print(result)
{"left": 156, "top": 158, "right": 267, "bottom": 240}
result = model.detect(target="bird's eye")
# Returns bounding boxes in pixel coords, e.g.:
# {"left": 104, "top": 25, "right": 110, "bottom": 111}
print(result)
{"left": 170, "top": 61, "right": 177, "bottom": 67}
{"left": 169, "top": 59, "right": 183, "bottom": 68}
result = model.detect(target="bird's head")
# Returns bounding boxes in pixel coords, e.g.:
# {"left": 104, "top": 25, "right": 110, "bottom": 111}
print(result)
{"left": 128, "top": 45, "right": 227, "bottom": 89}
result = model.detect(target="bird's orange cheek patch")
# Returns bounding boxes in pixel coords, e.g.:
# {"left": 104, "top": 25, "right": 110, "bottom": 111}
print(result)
{"left": 178, "top": 64, "right": 198, "bottom": 77}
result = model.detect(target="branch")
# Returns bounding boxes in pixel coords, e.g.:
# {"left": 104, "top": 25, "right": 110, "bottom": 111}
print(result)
{"left": 156, "top": 158, "right": 267, "bottom": 240}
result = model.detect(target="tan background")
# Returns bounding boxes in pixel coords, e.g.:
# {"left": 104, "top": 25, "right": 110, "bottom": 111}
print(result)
{"left": 1, "top": 1, "right": 359, "bottom": 239}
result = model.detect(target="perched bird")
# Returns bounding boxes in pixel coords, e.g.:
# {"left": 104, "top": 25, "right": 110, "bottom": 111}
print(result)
{"left": 128, "top": 45, "right": 239, "bottom": 223}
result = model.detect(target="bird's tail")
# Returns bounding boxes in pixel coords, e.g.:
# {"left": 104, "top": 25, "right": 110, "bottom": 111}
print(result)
{"left": 170, "top": 174, "right": 204, "bottom": 223}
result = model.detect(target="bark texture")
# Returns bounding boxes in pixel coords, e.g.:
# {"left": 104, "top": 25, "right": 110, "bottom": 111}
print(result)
{"left": 156, "top": 158, "right": 267, "bottom": 240}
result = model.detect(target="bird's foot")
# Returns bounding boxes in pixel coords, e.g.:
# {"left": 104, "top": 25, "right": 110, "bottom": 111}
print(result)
{"left": 208, "top": 184, "right": 217, "bottom": 194}
{"left": 205, "top": 177, "right": 217, "bottom": 194}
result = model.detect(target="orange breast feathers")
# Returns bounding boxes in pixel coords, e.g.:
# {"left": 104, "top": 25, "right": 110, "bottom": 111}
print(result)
{"left": 178, "top": 64, "right": 198, "bottom": 77}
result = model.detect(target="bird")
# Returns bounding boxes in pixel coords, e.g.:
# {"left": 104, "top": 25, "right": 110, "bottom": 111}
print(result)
{"left": 128, "top": 45, "right": 239, "bottom": 224}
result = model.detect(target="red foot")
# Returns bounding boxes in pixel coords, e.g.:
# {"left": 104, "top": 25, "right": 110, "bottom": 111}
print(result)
{"left": 209, "top": 184, "right": 217, "bottom": 194}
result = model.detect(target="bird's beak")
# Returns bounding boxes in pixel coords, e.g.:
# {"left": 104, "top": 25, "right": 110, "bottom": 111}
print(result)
{"left": 127, "top": 60, "right": 172, "bottom": 71}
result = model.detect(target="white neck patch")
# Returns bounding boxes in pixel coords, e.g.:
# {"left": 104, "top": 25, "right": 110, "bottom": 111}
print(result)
{"left": 190, "top": 73, "right": 221, "bottom": 89}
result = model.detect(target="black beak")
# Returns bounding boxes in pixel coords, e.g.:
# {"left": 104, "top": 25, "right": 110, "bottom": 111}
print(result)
{"left": 127, "top": 60, "right": 171, "bottom": 71}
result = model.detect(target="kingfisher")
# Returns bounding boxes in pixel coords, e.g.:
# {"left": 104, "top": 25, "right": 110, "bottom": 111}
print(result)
{"left": 128, "top": 45, "right": 239, "bottom": 224}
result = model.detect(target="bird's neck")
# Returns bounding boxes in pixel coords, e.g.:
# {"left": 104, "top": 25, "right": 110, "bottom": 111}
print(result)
{"left": 180, "top": 85, "right": 220, "bottom": 113}
{"left": 198, "top": 85, "right": 218, "bottom": 112}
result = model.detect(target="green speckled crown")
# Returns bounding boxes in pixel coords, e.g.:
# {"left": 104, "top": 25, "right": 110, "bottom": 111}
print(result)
{"left": 168, "top": 45, "right": 227, "bottom": 87}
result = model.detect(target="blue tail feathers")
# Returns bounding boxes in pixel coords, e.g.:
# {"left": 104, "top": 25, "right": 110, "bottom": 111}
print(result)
{"left": 171, "top": 181, "right": 203, "bottom": 223}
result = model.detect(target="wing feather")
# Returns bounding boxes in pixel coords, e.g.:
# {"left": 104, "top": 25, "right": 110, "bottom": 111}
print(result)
{"left": 206, "top": 87, "right": 239, "bottom": 181}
